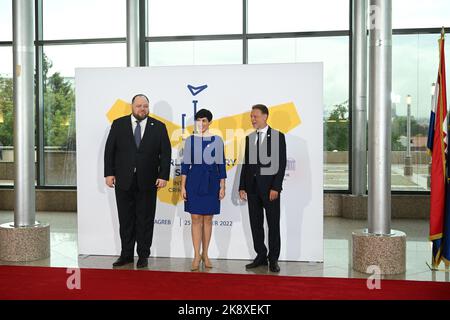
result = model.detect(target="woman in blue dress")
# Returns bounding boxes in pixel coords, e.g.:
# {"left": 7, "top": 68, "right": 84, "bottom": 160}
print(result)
{"left": 181, "top": 109, "right": 227, "bottom": 271}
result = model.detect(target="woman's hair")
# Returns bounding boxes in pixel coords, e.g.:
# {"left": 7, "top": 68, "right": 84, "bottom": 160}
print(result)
{"left": 194, "top": 109, "right": 213, "bottom": 122}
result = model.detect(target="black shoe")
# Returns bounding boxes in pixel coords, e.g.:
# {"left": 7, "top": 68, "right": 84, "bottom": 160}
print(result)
{"left": 245, "top": 257, "right": 268, "bottom": 269}
{"left": 269, "top": 261, "right": 280, "bottom": 273}
{"left": 136, "top": 257, "right": 148, "bottom": 269}
{"left": 112, "top": 256, "right": 134, "bottom": 267}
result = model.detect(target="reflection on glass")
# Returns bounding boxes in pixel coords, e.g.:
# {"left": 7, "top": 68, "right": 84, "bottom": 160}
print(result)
{"left": 248, "top": 0, "right": 349, "bottom": 33}
{"left": 148, "top": 40, "right": 242, "bottom": 66}
{"left": 43, "top": 43, "right": 126, "bottom": 186}
{"left": 148, "top": 0, "right": 242, "bottom": 36}
{"left": 43, "top": 0, "right": 126, "bottom": 40}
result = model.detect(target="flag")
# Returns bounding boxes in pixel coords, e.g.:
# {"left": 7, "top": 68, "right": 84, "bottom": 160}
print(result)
{"left": 429, "top": 28, "right": 449, "bottom": 268}
{"left": 426, "top": 83, "right": 437, "bottom": 152}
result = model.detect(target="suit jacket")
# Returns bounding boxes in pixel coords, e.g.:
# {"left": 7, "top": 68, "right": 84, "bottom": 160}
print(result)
{"left": 104, "top": 115, "right": 171, "bottom": 191}
{"left": 239, "top": 126, "right": 287, "bottom": 193}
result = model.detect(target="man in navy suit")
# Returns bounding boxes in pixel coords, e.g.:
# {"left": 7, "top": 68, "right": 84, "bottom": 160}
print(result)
{"left": 104, "top": 94, "right": 171, "bottom": 268}
{"left": 239, "top": 104, "right": 287, "bottom": 273}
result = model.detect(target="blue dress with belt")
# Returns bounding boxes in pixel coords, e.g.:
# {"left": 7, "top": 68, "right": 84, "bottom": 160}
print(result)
{"left": 181, "top": 134, "right": 227, "bottom": 215}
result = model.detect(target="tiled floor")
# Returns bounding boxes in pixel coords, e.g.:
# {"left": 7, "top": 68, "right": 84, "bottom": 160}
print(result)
{"left": 0, "top": 211, "right": 448, "bottom": 282}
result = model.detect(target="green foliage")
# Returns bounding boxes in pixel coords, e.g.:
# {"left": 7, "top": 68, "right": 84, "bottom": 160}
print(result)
{"left": 325, "top": 100, "right": 349, "bottom": 151}
{"left": 325, "top": 100, "right": 429, "bottom": 152}
{"left": 391, "top": 116, "right": 428, "bottom": 151}
{"left": 0, "top": 77, "right": 13, "bottom": 146}
{"left": 0, "top": 53, "right": 76, "bottom": 150}
{"left": 44, "top": 70, "right": 76, "bottom": 150}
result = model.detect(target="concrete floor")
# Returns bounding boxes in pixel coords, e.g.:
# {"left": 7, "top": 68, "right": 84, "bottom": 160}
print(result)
{"left": 0, "top": 211, "right": 448, "bottom": 282}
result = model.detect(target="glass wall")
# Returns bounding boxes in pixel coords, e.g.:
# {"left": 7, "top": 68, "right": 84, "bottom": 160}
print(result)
{"left": 392, "top": 0, "right": 450, "bottom": 29}
{"left": 42, "top": 0, "right": 126, "bottom": 39}
{"left": 391, "top": 34, "right": 450, "bottom": 191}
{"left": 147, "top": 0, "right": 242, "bottom": 36}
{"left": 248, "top": 0, "right": 349, "bottom": 33}
{"left": 247, "top": 0, "right": 350, "bottom": 190}
{"left": 39, "top": 0, "right": 127, "bottom": 186}
{"left": 0, "top": 46, "right": 13, "bottom": 186}
{"left": 42, "top": 43, "right": 126, "bottom": 185}
{"left": 147, "top": 0, "right": 351, "bottom": 190}
{"left": 148, "top": 40, "right": 242, "bottom": 66}
{"left": 0, "top": 0, "right": 12, "bottom": 186}
{"left": 0, "top": 0, "right": 12, "bottom": 41}
{"left": 3, "top": 0, "right": 449, "bottom": 192}
{"left": 248, "top": 36, "right": 350, "bottom": 190}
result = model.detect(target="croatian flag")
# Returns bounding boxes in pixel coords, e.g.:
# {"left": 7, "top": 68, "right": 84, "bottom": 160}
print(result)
{"left": 428, "top": 29, "right": 449, "bottom": 268}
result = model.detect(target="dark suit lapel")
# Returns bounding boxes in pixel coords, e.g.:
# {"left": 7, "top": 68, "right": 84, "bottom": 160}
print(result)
{"left": 139, "top": 116, "right": 155, "bottom": 149}
{"left": 126, "top": 116, "right": 138, "bottom": 151}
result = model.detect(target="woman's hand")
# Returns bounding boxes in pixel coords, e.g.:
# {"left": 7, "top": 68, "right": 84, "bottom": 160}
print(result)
{"left": 181, "top": 187, "right": 187, "bottom": 201}
{"left": 219, "top": 187, "right": 225, "bottom": 200}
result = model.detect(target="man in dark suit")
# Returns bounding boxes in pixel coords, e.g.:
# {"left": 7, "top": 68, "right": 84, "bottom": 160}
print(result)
{"left": 239, "top": 104, "right": 287, "bottom": 273}
{"left": 104, "top": 94, "right": 171, "bottom": 269}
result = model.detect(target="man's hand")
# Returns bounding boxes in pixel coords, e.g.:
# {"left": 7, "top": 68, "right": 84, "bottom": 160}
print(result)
{"left": 239, "top": 190, "right": 247, "bottom": 201}
{"left": 105, "top": 176, "right": 116, "bottom": 188}
{"left": 155, "top": 179, "right": 168, "bottom": 188}
{"left": 269, "top": 190, "right": 279, "bottom": 201}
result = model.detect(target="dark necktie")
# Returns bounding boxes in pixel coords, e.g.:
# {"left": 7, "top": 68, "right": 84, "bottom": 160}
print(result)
{"left": 134, "top": 120, "right": 141, "bottom": 148}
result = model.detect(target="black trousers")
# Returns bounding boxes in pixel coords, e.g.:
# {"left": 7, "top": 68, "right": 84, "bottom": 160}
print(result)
{"left": 247, "top": 179, "right": 281, "bottom": 262}
{"left": 114, "top": 173, "right": 157, "bottom": 258}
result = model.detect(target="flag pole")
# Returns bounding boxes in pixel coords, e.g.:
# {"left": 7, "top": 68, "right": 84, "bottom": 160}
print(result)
{"left": 426, "top": 261, "right": 449, "bottom": 272}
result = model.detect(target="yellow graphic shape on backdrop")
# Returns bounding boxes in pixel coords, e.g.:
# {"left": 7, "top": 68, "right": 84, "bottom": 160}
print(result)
{"left": 106, "top": 99, "right": 301, "bottom": 205}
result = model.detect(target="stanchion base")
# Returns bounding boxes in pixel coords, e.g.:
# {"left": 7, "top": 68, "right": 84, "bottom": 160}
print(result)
{"left": 352, "top": 229, "right": 406, "bottom": 275}
{"left": 0, "top": 222, "right": 50, "bottom": 262}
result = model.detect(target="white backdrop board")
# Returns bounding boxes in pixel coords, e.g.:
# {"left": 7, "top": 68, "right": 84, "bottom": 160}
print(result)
{"left": 76, "top": 63, "right": 323, "bottom": 262}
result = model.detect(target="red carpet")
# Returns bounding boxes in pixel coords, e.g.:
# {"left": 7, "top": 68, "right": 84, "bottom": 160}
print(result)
{"left": 0, "top": 265, "right": 449, "bottom": 300}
